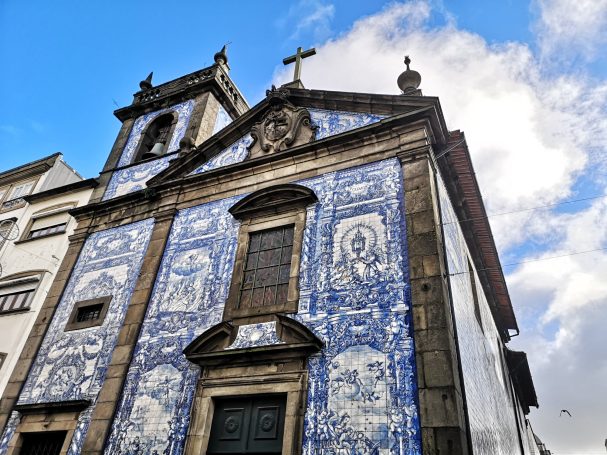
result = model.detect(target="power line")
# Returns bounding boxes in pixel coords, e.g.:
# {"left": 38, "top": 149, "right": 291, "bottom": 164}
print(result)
{"left": 448, "top": 246, "right": 607, "bottom": 276}
{"left": 441, "top": 194, "right": 607, "bottom": 226}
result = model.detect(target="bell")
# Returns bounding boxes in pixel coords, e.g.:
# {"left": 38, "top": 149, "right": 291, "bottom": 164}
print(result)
{"left": 142, "top": 141, "right": 165, "bottom": 160}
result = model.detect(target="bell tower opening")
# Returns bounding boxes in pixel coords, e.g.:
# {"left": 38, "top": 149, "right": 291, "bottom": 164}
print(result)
{"left": 136, "top": 113, "right": 175, "bottom": 161}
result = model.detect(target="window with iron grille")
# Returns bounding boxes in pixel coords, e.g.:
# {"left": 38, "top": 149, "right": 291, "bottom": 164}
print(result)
{"left": 19, "top": 431, "right": 67, "bottom": 455}
{"left": 75, "top": 303, "right": 104, "bottom": 322}
{"left": 65, "top": 296, "right": 112, "bottom": 331}
{"left": 224, "top": 184, "right": 317, "bottom": 320}
{"left": 239, "top": 226, "right": 294, "bottom": 309}
{"left": 0, "top": 289, "right": 34, "bottom": 313}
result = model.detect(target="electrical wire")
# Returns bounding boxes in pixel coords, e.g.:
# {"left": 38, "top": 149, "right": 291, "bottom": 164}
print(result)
{"left": 448, "top": 246, "right": 607, "bottom": 276}
{"left": 440, "top": 194, "right": 607, "bottom": 226}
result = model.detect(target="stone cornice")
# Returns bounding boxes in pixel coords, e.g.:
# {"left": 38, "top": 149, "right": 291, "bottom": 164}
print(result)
{"left": 0, "top": 153, "right": 61, "bottom": 186}
{"left": 69, "top": 116, "right": 431, "bottom": 225}
{"left": 113, "top": 64, "right": 249, "bottom": 122}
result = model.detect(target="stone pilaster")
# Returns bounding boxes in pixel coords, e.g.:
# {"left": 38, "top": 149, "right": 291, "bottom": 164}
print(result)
{"left": 399, "top": 150, "right": 470, "bottom": 454}
{"left": 89, "top": 118, "right": 136, "bottom": 203}
{"left": 80, "top": 210, "right": 175, "bottom": 455}
{"left": 0, "top": 233, "right": 88, "bottom": 433}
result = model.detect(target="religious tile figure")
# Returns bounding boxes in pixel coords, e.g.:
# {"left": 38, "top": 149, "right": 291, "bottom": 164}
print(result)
{"left": 0, "top": 49, "right": 543, "bottom": 455}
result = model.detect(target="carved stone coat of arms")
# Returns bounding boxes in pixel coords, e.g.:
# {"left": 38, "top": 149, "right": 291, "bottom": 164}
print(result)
{"left": 248, "top": 86, "right": 317, "bottom": 159}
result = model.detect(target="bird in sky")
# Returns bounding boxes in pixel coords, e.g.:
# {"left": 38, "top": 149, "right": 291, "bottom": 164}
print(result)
{"left": 559, "top": 409, "right": 572, "bottom": 417}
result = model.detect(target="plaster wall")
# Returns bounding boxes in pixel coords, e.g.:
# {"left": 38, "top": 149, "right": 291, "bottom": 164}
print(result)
{"left": 0, "top": 187, "right": 93, "bottom": 397}
{"left": 437, "top": 174, "right": 527, "bottom": 454}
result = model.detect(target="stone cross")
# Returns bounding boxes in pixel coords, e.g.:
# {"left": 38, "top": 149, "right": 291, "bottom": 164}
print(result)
{"left": 282, "top": 46, "right": 316, "bottom": 82}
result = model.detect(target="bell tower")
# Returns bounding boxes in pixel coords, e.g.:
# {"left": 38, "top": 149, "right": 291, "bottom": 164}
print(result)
{"left": 90, "top": 46, "right": 249, "bottom": 203}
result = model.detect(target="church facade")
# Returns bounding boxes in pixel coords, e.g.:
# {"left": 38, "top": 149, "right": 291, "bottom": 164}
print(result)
{"left": 0, "top": 48, "right": 539, "bottom": 454}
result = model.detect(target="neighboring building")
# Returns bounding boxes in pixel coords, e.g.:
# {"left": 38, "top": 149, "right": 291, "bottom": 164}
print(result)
{"left": 0, "top": 48, "right": 544, "bottom": 454}
{"left": 0, "top": 154, "right": 96, "bottom": 398}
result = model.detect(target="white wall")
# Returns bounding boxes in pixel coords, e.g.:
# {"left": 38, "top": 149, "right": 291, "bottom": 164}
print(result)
{"left": 0, "top": 182, "right": 92, "bottom": 397}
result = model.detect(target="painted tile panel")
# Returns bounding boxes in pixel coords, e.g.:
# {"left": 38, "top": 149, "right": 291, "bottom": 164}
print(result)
{"left": 0, "top": 219, "right": 155, "bottom": 455}
{"left": 103, "top": 100, "right": 195, "bottom": 200}
{"left": 212, "top": 104, "right": 232, "bottom": 135}
{"left": 437, "top": 175, "right": 522, "bottom": 454}
{"left": 226, "top": 322, "right": 284, "bottom": 350}
{"left": 296, "top": 159, "right": 420, "bottom": 455}
{"left": 190, "top": 108, "right": 385, "bottom": 176}
{"left": 106, "top": 158, "right": 420, "bottom": 454}
{"left": 105, "top": 198, "right": 242, "bottom": 455}
{"left": 190, "top": 134, "right": 252, "bottom": 175}
{"left": 309, "top": 108, "right": 385, "bottom": 140}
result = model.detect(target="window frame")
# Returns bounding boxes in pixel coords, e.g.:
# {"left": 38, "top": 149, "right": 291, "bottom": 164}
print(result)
{"left": 64, "top": 296, "right": 112, "bottom": 331}
{"left": 0, "top": 273, "right": 42, "bottom": 316}
{"left": 224, "top": 184, "right": 317, "bottom": 322}
{"left": 18, "top": 204, "right": 74, "bottom": 243}
{"left": 0, "top": 177, "right": 39, "bottom": 213}
{"left": 225, "top": 213, "right": 305, "bottom": 320}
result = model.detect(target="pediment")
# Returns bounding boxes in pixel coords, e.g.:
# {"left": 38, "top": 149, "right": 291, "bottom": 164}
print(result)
{"left": 183, "top": 315, "right": 322, "bottom": 366}
{"left": 228, "top": 183, "right": 318, "bottom": 220}
{"left": 146, "top": 87, "right": 446, "bottom": 187}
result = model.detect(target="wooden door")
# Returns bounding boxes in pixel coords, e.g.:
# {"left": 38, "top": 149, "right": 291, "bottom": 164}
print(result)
{"left": 207, "top": 395, "right": 286, "bottom": 454}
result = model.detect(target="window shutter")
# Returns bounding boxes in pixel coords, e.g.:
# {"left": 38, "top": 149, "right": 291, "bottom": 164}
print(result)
{"left": 30, "top": 212, "right": 71, "bottom": 231}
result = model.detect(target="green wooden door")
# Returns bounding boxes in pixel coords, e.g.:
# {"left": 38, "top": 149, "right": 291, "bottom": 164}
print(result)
{"left": 208, "top": 395, "right": 286, "bottom": 454}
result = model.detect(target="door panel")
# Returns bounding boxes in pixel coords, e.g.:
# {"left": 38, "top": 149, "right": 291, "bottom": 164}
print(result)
{"left": 208, "top": 395, "right": 286, "bottom": 454}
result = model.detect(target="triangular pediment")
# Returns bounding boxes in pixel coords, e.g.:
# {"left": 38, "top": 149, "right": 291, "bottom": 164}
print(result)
{"left": 147, "top": 86, "right": 446, "bottom": 187}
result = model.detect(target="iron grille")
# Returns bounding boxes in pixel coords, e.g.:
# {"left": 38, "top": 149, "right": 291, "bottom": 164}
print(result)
{"left": 20, "top": 431, "right": 66, "bottom": 455}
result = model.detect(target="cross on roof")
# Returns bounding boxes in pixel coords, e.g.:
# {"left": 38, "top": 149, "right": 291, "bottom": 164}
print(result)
{"left": 282, "top": 46, "right": 316, "bottom": 82}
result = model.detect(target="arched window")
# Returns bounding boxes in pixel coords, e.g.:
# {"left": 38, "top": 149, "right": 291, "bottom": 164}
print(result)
{"left": 134, "top": 112, "right": 177, "bottom": 162}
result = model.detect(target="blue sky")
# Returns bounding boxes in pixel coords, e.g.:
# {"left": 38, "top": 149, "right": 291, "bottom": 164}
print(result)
{"left": 3, "top": 1, "right": 607, "bottom": 453}
{"left": 0, "top": 0, "right": 544, "bottom": 178}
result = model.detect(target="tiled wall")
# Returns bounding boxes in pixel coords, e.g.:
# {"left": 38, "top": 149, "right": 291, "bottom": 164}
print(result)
{"left": 104, "top": 106, "right": 384, "bottom": 199}
{"left": 212, "top": 104, "right": 232, "bottom": 135}
{"left": 296, "top": 159, "right": 420, "bottom": 455}
{"left": 104, "top": 197, "right": 241, "bottom": 454}
{"left": 190, "top": 108, "right": 385, "bottom": 176}
{"left": 0, "top": 219, "right": 155, "bottom": 455}
{"left": 105, "top": 158, "right": 420, "bottom": 454}
{"left": 437, "top": 175, "right": 523, "bottom": 454}
{"left": 103, "top": 100, "right": 195, "bottom": 200}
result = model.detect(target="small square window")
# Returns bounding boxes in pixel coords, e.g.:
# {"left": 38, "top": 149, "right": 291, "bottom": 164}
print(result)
{"left": 65, "top": 297, "right": 112, "bottom": 331}
{"left": 75, "top": 303, "right": 104, "bottom": 322}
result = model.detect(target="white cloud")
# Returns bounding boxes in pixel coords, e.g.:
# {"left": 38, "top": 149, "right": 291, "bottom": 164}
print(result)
{"left": 272, "top": 2, "right": 607, "bottom": 452}
{"left": 276, "top": 0, "right": 336, "bottom": 43}
{"left": 535, "top": 0, "right": 607, "bottom": 61}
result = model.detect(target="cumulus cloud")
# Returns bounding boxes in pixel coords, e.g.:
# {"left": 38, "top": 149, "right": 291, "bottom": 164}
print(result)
{"left": 535, "top": 0, "right": 607, "bottom": 61}
{"left": 273, "top": 2, "right": 607, "bottom": 452}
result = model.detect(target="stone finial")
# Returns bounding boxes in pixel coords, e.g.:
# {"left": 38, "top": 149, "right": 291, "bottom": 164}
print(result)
{"left": 397, "top": 55, "right": 422, "bottom": 95}
{"left": 214, "top": 45, "right": 229, "bottom": 69}
{"left": 139, "top": 72, "right": 154, "bottom": 91}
